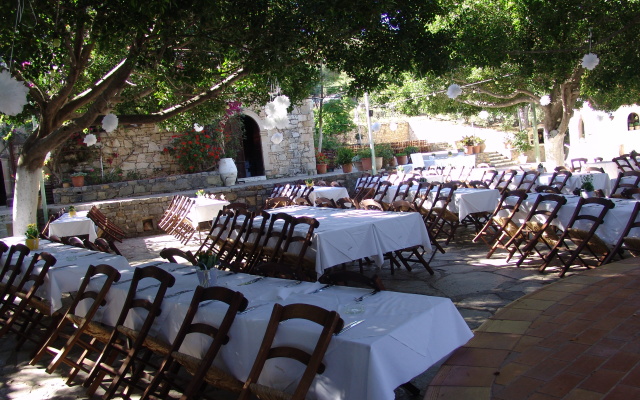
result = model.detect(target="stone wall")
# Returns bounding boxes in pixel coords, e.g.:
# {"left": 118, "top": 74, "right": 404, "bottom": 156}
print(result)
{"left": 48, "top": 171, "right": 359, "bottom": 238}
{"left": 350, "top": 122, "right": 412, "bottom": 145}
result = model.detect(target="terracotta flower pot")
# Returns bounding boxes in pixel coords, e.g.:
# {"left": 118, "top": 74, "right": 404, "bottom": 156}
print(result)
{"left": 465, "top": 146, "right": 474, "bottom": 155}
{"left": 354, "top": 161, "right": 364, "bottom": 171}
{"left": 361, "top": 157, "right": 373, "bottom": 171}
{"left": 473, "top": 145, "right": 481, "bottom": 154}
{"left": 396, "top": 155, "right": 408, "bottom": 165}
{"left": 342, "top": 163, "right": 353, "bottom": 173}
{"left": 316, "top": 163, "right": 328, "bottom": 174}
{"left": 71, "top": 175, "right": 85, "bottom": 187}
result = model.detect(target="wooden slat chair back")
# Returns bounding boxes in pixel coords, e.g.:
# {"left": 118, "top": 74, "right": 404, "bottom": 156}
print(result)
{"left": 237, "top": 211, "right": 271, "bottom": 272}
{"left": 140, "top": 286, "right": 248, "bottom": 400}
{"left": 371, "top": 181, "right": 393, "bottom": 207}
{"left": 264, "top": 196, "right": 294, "bottom": 210}
{"left": 612, "top": 156, "right": 635, "bottom": 173}
{"left": 495, "top": 170, "right": 518, "bottom": 194}
{"left": 158, "top": 195, "right": 182, "bottom": 230}
{"left": 197, "top": 208, "right": 235, "bottom": 255}
{"left": 254, "top": 212, "right": 293, "bottom": 268}
{"left": 459, "top": 166, "right": 474, "bottom": 183}
{"left": 30, "top": 264, "right": 121, "bottom": 376}
{"left": 540, "top": 197, "right": 615, "bottom": 277}
{"left": 421, "top": 183, "right": 460, "bottom": 245}
{"left": 503, "top": 194, "right": 568, "bottom": 267}
{"left": 473, "top": 189, "right": 528, "bottom": 250}
{"left": 157, "top": 196, "right": 189, "bottom": 234}
{"left": 83, "top": 265, "right": 176, "bottom": 398}
{"left": 391, "top": 179, "right": 415, "bottom": 202}
{"left": 480, "top": 169, "right": 499, "bottom": 187}
{"left": 411, "top": 181, "right": 434, "bottom": 210}
{"left": 604, "top": 202, "right": 640, "bottom": 264}
{"left": 0, "top": 244, "right": 30, "bottom": 296}
{"left": 548, "top": 170, "right": 572, "bottom": 191}
{"left": 0, "top": 252, "right": 57, "bottom": 349}
{"left": 159, "top": 248, "right": 198, "bottom": 265}
{"left": 279, "top": 216, "right": 320, "bottom": 280}
{"left": 516, "top": 170, "right": 540, "bottom": 193}
{"left": 93, "top": 237, "right": 112, "bottom": 253}
{"left": 218, "top": 209, "right": 256, "bottom": 270}
{"left": 535, "top": 185, "right": 561, "bottom": 194}
{"left": 610, "top": 171, "right": 640, "bottom": 197}
{"left": 570, "top": 158, "right": 588, "bottom": 172}
{"left": 238, "top": 303, "right": 344, "bottom": 400}
{"left": 386, "top": 201, "right": 434, "bottom": 274}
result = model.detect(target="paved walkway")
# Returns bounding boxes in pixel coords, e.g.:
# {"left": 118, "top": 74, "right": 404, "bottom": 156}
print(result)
{"left": 425, "top": 257, "right": 640, "bottom": 400}
{"left": 1, "top": 226, "right": 636, "bottom": 399}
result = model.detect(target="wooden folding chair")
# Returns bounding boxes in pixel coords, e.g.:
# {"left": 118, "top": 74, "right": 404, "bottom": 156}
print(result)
{"left": 296, "top": 186, "right": 314, "bottom": 205}
{"left": 252, "top": 212, "right": 293, "bottom": 268}
{"left": 570, "top": 158, "right": 588, "bottom": 172}
{"left": 0, "top": 244, "right": 31, "bottom": 296}
{"left": 390, "top": 179, "right": 415, "bottom": 202}
{"left": 480, "top": 169, "right": 499, "bottom": 188}
{"left": 197, "top": 208, "right": 234, "bottom": 255}
{"left": 0, "top": 252, "right": 57, "bottom": 350}
{"left": 423, "top": 182, "right": 459, "bottom": 245}
{"left": 515, "top": 170, "right": 540, "bottom": 192}
{"left": 83, "top": 265, "right": 176, "bottom": 398}
{"left": 502, "top": 194, "right": 568, "bottom": 266}
{"left": 494, "top": 170, "right": 518, "bottom": 194}
{"left": 314, "top": 197, "right": 337, "bottom": 208}
{"left": 159, "top": 248, "right": 198, "bottom": 265}
{"left": 30, "top": 264, "right": 121, "bottom": 375}
{"left": 238, "top": 303, "right": 343, "bottom": 400}
{"left": 139, "top": 286, "right": 248, "bottom": 400}
{"left": 359, "top": 199, "right": 385, "bottom": 211}
{"left": 217, "top": 209, "right": 256, "bottom": 269}
{"left": 473, "top": 189, "right": 528, "bottom": 250}
{"left": 387, "top": 201, "right": 434, "bottom": 275}
{"left": 278, "top": 216, "right": 320, "bottom": 280}
{"left": 610, "top": 171, "right": 640, "bottom": 197}
{"left": 158, "top": 195, "right": 182, "bottom": 231}
{"left": 235, "top": 211, "right": 270, "bottom": 272}
{"left": 371, "top": 181, "right": 393, "bottom": 207}
{"left": 94, "top": 238, "right": 112, "bottom": 253}
{"left": 603, "top": 202, "right": 640, "bottom": 264}
{"left": 540, "top": 197, "right": 615, "bottom": 277}
{"left": 612, "top": 156, "right": 635, "bottom": 174}
{"left": 335, "top": 197, "right": 355, "bottom": 209}
{"left": 264, "top": 196, "right": 293, "bottom": 209}
{"left": 547, "top": 169, "right": 572, "bottom": 192}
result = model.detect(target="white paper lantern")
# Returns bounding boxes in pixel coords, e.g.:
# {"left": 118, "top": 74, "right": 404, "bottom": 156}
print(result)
{"left": 478, "top": 110, "right": 489, "bottom": 120}
{"left": 447, "top": 84, "right": 462, "bottom": 99}
{"left": 0, "top": 70, "right": 29, "bottom": 116}
{"left": 581, "top": 53, "right": 600, "bottom": 70}
{"left": 193, "top": 123, "right": 204, "bottom": 132}
{"left": 83, "top": 133, "right": 97, "bottom": 146}
{"left": 539, "top": 95, "right": 551, "bottom": 106}
{"left": 371, "top": 122, "right": 381, "bottom": 131}
{"left": 265, "top": 102, "right": 278, "bottom": 117}
{"left": 263, "top": 116, "right": 277, "bottom": 130}
{"left": 389, "top": 122, "right": 398, "bottom": 131}
{"left": 273, "top": 116, "right": 289, "bottom": 130}
{"left": 270, "top": 132, "right": 283, "bottom": 144}
{"left": 102, "top": 113, "right": 118, "bottom": 132}
{"left": 273, "top": 95, "right": 290, "bottom": 110}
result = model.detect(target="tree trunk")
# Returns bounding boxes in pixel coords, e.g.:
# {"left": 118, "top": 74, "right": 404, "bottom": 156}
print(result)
{"left": 12, "top": 164, "right": 42, "bottom": 238}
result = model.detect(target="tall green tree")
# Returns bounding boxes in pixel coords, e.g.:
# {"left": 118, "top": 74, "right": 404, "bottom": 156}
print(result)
{"left": 0, "top": 0, "right": 448, "bottom": 234}
{"left": 377, "top": 0, "right": 640, "bottom": 165}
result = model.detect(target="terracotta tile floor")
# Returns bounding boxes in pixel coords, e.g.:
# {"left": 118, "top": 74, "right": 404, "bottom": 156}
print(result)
{"left": 424, "top": 258, "right": 640, "bottom": 400}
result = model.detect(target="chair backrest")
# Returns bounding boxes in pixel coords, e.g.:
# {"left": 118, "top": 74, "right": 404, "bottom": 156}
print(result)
{"left": 570, "top": 158, "right": 588, "bottom": 172}
{"left": 314, "top": 197, "right": 337, "bottom": 208}
{"left": 239, "top": 303, "right": 344, "bottom": 400}
{"left": 372, "top": 181, "right": 392, "bottom": 203}
{"left": 549, "top": 170, "right": 572, "bottom": 191}
{"left": 83, "top": 238, "right": 101, "bottom": 251}
{"left": 391, "top": 179, "right": 415, "bottom": 202}
{"left": 516, "top": 170, "right": 540, "bottom": 192}
{"left": 66, "top": 264, "right": 122, "bottom": 321}
{"left": 160, "top": 248, "right": 198, "bottom": 265}
{"left": 10, "top": 252, "right": 57, "bottom": 304}
{"left": 613, "top": 156, "right": 635, "bottom": 173}
{"left": 335, "top": 197, "right": 354, "bottom": 209}
{"left": 93, "top": 238, "right": 112, "bottom": 252}
{"left": 264, "top": 196, "right": 293, "bottom": 209}
{"left": 297, "top": 186, "right": 314, "bottom": 202}
{"left": 508, "top": 193, "right": 568, "bottom": 253}
{"left": 197, "top": 208, "right": 235, "bottom": 254}
{"left": 260, "top": 212, "right": 293, "bottom": 263}
{"left": 585, "top": 166, "right": 604, "bottom": 173}
{"left": 223, "top": 202, "right": 249, "bottom": 212}
{"left": 66, "top": 236, "right": 86, "bottom": 248}
{"left": 611, "top": 171, "right": 640, "bottom": 196}
{"left": 388, "top": 200, "right": 417, "bottom": 212}
{"left": 495, "top": 170, "right": 517, "bottom": 194}
{"left": 535, "top": 185, "right": 561, "bottom": 194}
{"left": 0, "top": 244, "right": 30, "bottom": 288}
{"left": 468, "top": 180, "right": 490, "bottom": 189}
{"left": 280, "top": 216, "right": 320, "bottom": 274}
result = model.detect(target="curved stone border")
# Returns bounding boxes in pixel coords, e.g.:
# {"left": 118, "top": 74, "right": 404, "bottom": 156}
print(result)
{"left": 425, "top": 258, "right": 640, "bottom": 399}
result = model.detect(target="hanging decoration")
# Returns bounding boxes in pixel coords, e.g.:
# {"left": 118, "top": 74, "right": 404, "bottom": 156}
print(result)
{"left": 270, "top": 132, "right": 283, "bottom": 144}
{"left": 102, "top": 113, "right": 119, "bottom": 132}
{"left": 0, "top": 70, "right": 29, "bottom": 116}
{"left": 83, "top": 133, "right": 97, "bottom": 146}
{"left": 478, "top": 110, "right": 489, "bottom": 120}
{"left": 539, "top": 95, "right": 551, "bottom": 106}
{"left": 446, "top": 84, "right": 462, "bottom": 99}
{"left": 389, "top": 122, "right": 398, "bottom": 131}
{"left": 581, "top": 28, "right": 600, "bottom": 71}
{"left": 263, "top": 94, "right": 290, "bottom": 131}
{"left": 371, "top": 122, "right": 381, "bottom": 131}
{"left": 193, "top": 123, "right": 204, "bottom": 132}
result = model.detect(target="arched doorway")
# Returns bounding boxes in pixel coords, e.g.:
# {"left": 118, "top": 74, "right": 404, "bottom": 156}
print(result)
{"left": 235, "top": 115, "right": 264, "bottom": 178}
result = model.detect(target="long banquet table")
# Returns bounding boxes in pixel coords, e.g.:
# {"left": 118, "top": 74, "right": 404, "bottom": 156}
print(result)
{"left": 263, "top": 206, "right": 432, "bottom": 275}
{"left": 0, "top": 236, "right": 130, "bottom": 312}
{"left": 510, "top": 171, "right": 612, "bottom": 195}
{"left": 85, "top": 263, "right": 473, "bottom": 400}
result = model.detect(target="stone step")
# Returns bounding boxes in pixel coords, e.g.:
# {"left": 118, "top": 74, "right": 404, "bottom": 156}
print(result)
{"left": 476, "top": 151, "right": 516, "bottom": 168}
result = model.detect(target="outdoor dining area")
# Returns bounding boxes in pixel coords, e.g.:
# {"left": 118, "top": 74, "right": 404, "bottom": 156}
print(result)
{"left": 2, "top": 153, "right": 640, "bottom": 399}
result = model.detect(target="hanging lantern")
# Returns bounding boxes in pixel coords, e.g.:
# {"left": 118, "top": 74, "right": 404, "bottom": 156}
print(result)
{"left": 0, "top": 70, "right": 29, "bottom": 116}
{"left": 478, "top": 111, "right": 489, "bottom": 120}
{"left": 539, "top": 95, "right": 551, "bottom": 106}
{"left": 389, "top": 122, "right": 398, "bottom": 131}
{"left": 447, "top": 84, "right": 462, "bottom": 99}
{"left": 581, "top": 53, "right": 600, "bottom": 70}
{"left": 102, "top": 113, "right": 119, "bottom": 132}
{"left": 83, "top": 133, "right": 97, "bottom": 146}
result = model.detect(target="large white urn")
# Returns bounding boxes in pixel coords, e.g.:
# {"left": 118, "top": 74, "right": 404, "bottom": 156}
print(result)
{"left": 219, "top": 158, "right": 238, "bottom": 186}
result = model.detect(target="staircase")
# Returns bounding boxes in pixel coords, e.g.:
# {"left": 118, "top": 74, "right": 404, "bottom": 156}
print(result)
{"left": 476, "top": 151, "right": 517, "bottom": 169}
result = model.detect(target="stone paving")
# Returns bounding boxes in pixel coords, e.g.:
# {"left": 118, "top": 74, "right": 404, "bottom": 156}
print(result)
{"left": 0, "top": 225, "right": 567, "bottom": 399}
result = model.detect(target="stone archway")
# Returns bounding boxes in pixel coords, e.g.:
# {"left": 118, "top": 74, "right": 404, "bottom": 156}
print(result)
{"left": 236, "top": 115, "right": 265, "bottom": 178}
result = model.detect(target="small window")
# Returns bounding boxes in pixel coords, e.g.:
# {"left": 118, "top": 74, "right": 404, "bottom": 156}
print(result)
{"left": 628, "top": 113, "right": 639, "bottom": 131}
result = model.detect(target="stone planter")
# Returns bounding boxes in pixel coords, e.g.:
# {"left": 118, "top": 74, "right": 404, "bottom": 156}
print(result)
{"left": 361, "top": 157, "right": 373, "bottom": 171}
{"left": 342, "top": 163, "right": 353, "bottom": 173}
{"left": 71, "top": 175, "right": 85, "bottom": 187}
{"left": 316, "top": 163, "right": 328, "bottom": 174}
{"left": 375, "top": 156, "right": 383, "bottom": 170}
{"left": 218, "top": 157, "right": 238, "bottom": 186}
{"left": 396, "top": 155, "right": 408, "bottom": 165}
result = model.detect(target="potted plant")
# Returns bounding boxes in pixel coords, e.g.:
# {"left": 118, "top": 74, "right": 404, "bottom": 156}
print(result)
{"left": 305, "top": 178, "right": 314, "bottom": 188}
{"left": 474, "top": 137, "right": 485, "bottom": 153}
{"left": 405, "top": 146, "right": 419, "bottom": 163}
{"left": 461, "top": 136, "right": 475, "bottom": 154}
{"left": 512, "top": 130, "right": 533, "bottom": 163}
{"left": 316, "top": 152, "right": 329, "bottom": 174}
{"left": 61, "top": 179, "right": 71, "bottom": 188}
{"left": 69, "top": 205, "right": 77, "bottom": 217}
{"left": 359, "top": 147, "right": 373, "bottom": 170}
{"left": 352, "top": 154, "right": 363, "bottom": 171}
{"left": 195, "top": 189, "right": 206, "bottom": 197}
{"left": 395, "top": 151, "right": 408, "bottom": 165}
{"left": 581, "top": 174, "right": 595, "bottom": 198}
{"left": 196, "top": 251, "right": 218, "bottom": 288}
{"left": 25, "top": 223, "right": 39, "bottom": 250}
{"left": 375, "top": 144, "right": 394, "bottom": 168}
{"left": 336, "top": 147, "right": 355, "bottom": 173}
{"left": 70, "top": 171, "right": 87, "bottom": 187}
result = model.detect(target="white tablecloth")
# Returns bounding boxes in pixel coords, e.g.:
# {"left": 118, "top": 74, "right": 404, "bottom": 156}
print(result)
{"left": 86, "top": 265, "right": 473, "bottom": 400}
{"left": 306, "top": 186, "right": 350, "bottom": 205}
{"left": 411, "top": 153, "right": 476, "bottom": 169}
{"left": 188, "top": 198, "right": 230, "bottom": 223}
{"left": 266, "top": 206, "right": 432, "bottom": 275}
{"left": 511, "top": 172, "right": 612, "bottom": 195}
{"left": 513, "top": 194, "right": 638, "bottom": 245}
{"left": 0, "top": 236, "right": 131, "bottom": 311}
{"left": 49, "top": 211, "right": 98, "bottom": 241}
{"left": 585, "top": 161, "right": 619, "bottom": 179}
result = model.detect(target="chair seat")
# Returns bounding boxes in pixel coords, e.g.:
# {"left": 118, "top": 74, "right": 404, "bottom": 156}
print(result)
{"left": 116, "top": 325, "right": 172, "bottom": 357}
{"left": 567, "top": 228, "right": 610, "bottom": 255}
{"left": 433, "top": 207, "right": 458, "bottom": 222}
{"left": 66, "top": 314, "right": 113, "bottom": 343}
{"left": 171, "top": 351, "right": 244, "bottom": 393}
